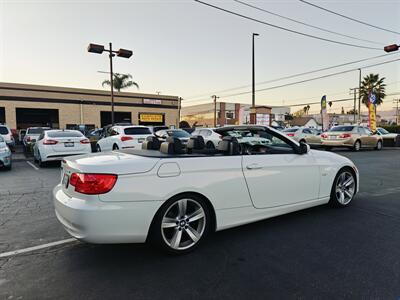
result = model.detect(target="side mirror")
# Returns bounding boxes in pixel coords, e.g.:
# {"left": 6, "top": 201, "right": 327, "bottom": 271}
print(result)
{"left": 299, "top": 141, "right": 310, "bottom": 154}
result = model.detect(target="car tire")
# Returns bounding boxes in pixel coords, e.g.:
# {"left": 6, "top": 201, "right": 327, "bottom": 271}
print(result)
{"left": 353, "top": 140, "right": 361, "bottom": 152}
{"left": 37, "top": 152, "right": 45, "bottom": 168}
{"left": 329, "top": 168, "right": 356, "bottom": 208}
{"left": 149, "top": 194, "right": 211, "bottom": 255}
{"left": 96, "top": 145, "right": 101, "bottom": 152}
{"left": 375, "top": 140, "right": 382, "bottom": 151}
{"left": 113, "top": 144, "right": 119, "bottom": 150}
{"left": 206, "top": 141, "right": 215, "bottom": 150}
{"left": 299, "top": 139, "right": 306, "bottom": 144}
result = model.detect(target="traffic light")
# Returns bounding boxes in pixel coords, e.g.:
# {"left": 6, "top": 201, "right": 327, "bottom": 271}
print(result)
{"left": 384, "top": 44, "right": 399, "bottom": 53}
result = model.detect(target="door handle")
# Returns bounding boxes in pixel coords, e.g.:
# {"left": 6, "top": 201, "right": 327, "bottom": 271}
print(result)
{"left": 246, "top": 164, "right": 262, "bottom": 170}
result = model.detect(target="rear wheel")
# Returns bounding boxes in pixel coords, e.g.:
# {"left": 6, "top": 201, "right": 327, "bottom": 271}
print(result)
{"left": 353, "top": 140, "right": 361, "bottom": 152}
{"left": 375, "top": 140, "right": 382, "bottom": 150}
{"left": 150, "top": 194, "right": 211, "bottom": 254}
{"left": 329, "top": 169, "right": 356, "bottom": 207}
{"left": 206, "top": 141, "right": 215, "bottom": 149}
{"left": 37, "top": 152, "right": 45, "bottom": 168}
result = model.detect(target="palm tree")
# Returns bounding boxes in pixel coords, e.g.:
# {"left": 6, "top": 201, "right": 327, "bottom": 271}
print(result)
{"left": 360, "top": 73, "right": 386, "bottom": 108}
{"left": 102, "top": 73, "right": 139, "bottom": 92}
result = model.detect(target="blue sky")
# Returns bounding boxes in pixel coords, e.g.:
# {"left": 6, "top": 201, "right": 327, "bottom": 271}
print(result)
{"left": 0, "top": 0, "right": 399, "bottom": 114}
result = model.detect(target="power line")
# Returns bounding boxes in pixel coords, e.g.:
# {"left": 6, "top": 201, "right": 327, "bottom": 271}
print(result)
{"left": 184, "top": 52, "right": 398, "bottom": 100}
{"left": 299, "top": 0, "right": 400, "bottom": 36}
{"left": 232, "top": 0, "right": 382, "bottom": 45}
{"left": 194, "top": 0, "right": 382, "bottom": 51}
{"left": 187, "top": 58, "right": 400, "bottom": 102}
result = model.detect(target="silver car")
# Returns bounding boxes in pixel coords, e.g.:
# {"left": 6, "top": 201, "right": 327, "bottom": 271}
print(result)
{"left": 0, "top": 135, "right": 12, "bottom": 170}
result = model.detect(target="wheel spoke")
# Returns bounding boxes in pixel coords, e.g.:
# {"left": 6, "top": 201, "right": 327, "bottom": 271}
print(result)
{"left": 339, "top": 173, "right": 346, "bottom": 185}
{"left": 162, "top": 217, "right": 178, "bottom": 228}
{"left": 343, "top": 176, "right": 354, "bottom": 187}
{"left": 185, "top": 226, "right": 200, "bottom": 242}
{"left": 170, "top": 228, "right": 182, "bottom": 249}
{"left": 338, "top": 191, "right": 345, "bottom": 203}
{"left": 178, "top": 199, "right": 187, "bottom": 217}
{"left": 344, "top": 190, "right": 353, "bottom": 199}
{"left": 188, "top": 208, "right": 205, "bottom": 223}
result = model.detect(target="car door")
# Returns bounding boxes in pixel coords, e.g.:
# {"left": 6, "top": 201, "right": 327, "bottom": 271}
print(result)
{"left": 362, "top": 127, "right": 377, "bottom": 147}
{"left": 241, "top": 131, "right": 320, "bottom": 209}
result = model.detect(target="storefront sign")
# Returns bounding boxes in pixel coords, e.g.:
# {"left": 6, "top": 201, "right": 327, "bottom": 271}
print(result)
{"left": 256, "top": 114, "right": 270, "bottom": 126}
{"left": 143, "top": 99, "right": 162, "bottom": 105}
{"left": 139, "top": 113, "right": 164, "bottom": 123}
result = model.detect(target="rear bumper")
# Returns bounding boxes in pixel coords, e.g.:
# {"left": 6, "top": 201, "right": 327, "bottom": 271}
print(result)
{"left": 321, "top": 139, "right": 353, "bottom": 147}
{"left": 44, "top": 151, "right": 91, "bottom": 161}
{"left": 53, "top": 184, "right": 162, "bottom": 243}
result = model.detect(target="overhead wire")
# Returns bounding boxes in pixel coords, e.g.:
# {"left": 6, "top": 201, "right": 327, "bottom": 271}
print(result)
{"left": 232, "top": 0, "right": 383, "bottom": 45}
{"left": 194, "top": 0, "right": 382, "bottom": 51}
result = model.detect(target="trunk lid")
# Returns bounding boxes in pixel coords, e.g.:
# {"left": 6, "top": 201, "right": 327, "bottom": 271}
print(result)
{"left": 51, "top": 137, "right": 87, "bottom": 152}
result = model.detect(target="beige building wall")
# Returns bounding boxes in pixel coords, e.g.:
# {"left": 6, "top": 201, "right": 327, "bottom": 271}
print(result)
{"left": 0, "top": 82, "right": 179, "bottom": 129}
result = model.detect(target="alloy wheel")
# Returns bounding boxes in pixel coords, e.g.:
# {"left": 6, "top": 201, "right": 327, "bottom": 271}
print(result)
{"left": 161, "top": 199, "right": 206, "bottom": 251}
{"left": 354, "top": 141, "right": 361, "bottom": 151}
{"left": 335, "top": 171, "right": 355, "bottom": 205}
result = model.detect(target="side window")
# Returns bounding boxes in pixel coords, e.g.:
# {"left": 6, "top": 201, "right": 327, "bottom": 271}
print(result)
{"left": 303, "top": 129, "right": 311, "bottom": 134}
{"left": 242, "top": 130, "right": 296, "bottom": 155}
{"left": 38, "top": 133, "right": 45, "bottom": 141}
{"left": 200, "top": 130, "right": 211, "bottom": 137}
{"left": 357, "top": 127, "right": 363, "bottom": 134}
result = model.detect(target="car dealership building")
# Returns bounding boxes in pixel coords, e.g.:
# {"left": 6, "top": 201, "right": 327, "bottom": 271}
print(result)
{"left": 0, "top": 82, "right": 179, "bottom": 130}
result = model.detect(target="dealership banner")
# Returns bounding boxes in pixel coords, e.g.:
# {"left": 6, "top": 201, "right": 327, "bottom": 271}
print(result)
{"left": 368, "top": 92, "right": 377, "bottom": 132}
{"left": 321, "top": 95, "right": 329, "bottom": 131}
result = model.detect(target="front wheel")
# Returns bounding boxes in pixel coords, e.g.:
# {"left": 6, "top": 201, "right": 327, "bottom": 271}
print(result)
{"left": 150, "top": 194, "right": 211, "bottom": 254}
{"left": 113, "top": 144, "right": 119, "bottom": 150}
{"left": 353, "top": 140, "right": 361, "bottom": 152}
{"left": 329, "top": 169, "right": 356, "bottom": 207}
{"left": 375, "top": 140, "right": 382, "bottom": 150}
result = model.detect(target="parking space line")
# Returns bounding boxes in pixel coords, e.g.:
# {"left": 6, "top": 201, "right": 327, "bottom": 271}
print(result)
{"left": 26, "top": 161, "right": 39, "bottom": 170}
{"left": 0, "top": 238, "right": 77, "bottom": 259}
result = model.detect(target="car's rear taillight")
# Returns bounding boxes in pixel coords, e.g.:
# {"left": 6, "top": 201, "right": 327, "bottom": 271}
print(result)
{"left": 43, "top": 139, "right": 58, "bottom": 145}
{"left": 339, "top": 133, "right": 352, "bottom": 138}
{"left": 80, "top": 139, "right": 91, "bottom": 144}
{"left": 321, "top": 134, "right": 328, "bottom": 138}
{"left": 286, "top": 133, "right": 295, "bottom": 137}
{"left": 121, "top": 136, "right": 133, "bottom": 141}
{"left": 26, "top": 137, "right": 31, "bottom": 142}
{"left": 69, "top": 173, "right": 117, "bottom": 195}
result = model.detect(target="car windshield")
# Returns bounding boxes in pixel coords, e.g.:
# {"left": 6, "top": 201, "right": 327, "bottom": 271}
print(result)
{"left": 283, "top": 128, "right": 298, "bottom": 132}
{"left": 378, "top": 128, "right": 389, "bottom": 134}
{"left": 47, "top": 131, "right": 83, "bottom": 138}
{"left": 27, "top": 128, "right": 46, "bottom": 134}
{"left": 0, "top": 126, "right": 9, "bottom": 134}
{"left": 124, "top": 127, "right": 151, "bottom": 135}
{"left": 225, "top": 130, "right": 289, "bottom": 147}
{"left": 168, "top": 130, "right": 191, "bottom": 138}
{"left": 330, "top": 126, "right": 354, "bottom": 132}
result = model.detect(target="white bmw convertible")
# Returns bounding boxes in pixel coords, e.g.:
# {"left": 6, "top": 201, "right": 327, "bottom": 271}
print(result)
{"left": 54, "top": 125, "right": 359, "bottom": 254}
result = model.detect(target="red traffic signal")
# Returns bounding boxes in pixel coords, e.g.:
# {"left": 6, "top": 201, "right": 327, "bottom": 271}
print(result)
{"left": 87, "top": 43, "right": 104, "bottom": 54}
{"left": 117, "top": 48, "right": 133, "bottom": 58}
{"left": 384, "top": 44, "right": 399, "bottom": 53}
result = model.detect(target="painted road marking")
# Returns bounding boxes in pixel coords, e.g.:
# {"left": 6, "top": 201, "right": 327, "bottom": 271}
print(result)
{"left": 26, "top": 161, "right": 39, "bottom": 171}
{"left": 0, "top": 238, "right": 77, "bottom": 259}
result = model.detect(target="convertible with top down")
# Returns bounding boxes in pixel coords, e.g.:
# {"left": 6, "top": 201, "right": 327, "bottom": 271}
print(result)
{"left": 54, "top": 125, "right": 359, "bottom": 254}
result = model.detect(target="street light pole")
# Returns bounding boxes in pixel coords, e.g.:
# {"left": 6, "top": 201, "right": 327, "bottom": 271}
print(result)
{"left": 212, "top": 95, "right": 219, "bottom": 127}
{"left": 87, "top": 43, "right": 133, "bottom": 126}
{"left": 358, "top": 68, "right": 362, "bottom": 123}
{"left": 108, "top": 42, "right": 115, "bottom": 125}
{"left": 252, "top": 33, "right": 259, "bottom": 124}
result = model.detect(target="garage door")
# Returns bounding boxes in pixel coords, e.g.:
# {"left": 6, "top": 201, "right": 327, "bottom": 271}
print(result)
{"left": 16, "top": 108, "right": 59, "bottom": 129}
{"left": 0, "top": 107, "right": 5, "bottom": 124}
{"left": 100, "top": 111, "right": 131, "bottom": 127}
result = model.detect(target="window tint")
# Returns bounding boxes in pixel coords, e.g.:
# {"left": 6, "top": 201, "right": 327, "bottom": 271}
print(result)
{"left": 27, "top": 128, "right": 45, "bottom": 134}
{"left": 124, "top": 127, "right": 151, "bottom": 135}
{"left": 200, "top": 130, "right": 211, "bottom": 136}
{"left": 330, "top": 126, "right": 354, "bottom": 132}
{"left": 47, "top": 131, "right": 83, "bottom": 138}
{"left": 168, "top": 130, "right": 190, "bottom": 138}
{"left": 303, "top": 129, "right": 312, "bottom": 134}
{"left": 378, "top": 128, "right": 389, "bottom": 134}
{"left": 0, "top": 126, "right": 9, "bottom": 134}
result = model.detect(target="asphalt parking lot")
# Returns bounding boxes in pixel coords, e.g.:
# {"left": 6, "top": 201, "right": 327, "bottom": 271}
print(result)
{"left": 1, "top": 149, "right": 400, "bottom": 299}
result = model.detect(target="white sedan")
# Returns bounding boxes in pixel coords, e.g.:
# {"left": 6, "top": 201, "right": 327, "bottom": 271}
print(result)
{"left": 54, "top": 125, "right": 359, "bottom": 254}
{"left": 96, "top": 125, "right": 152, "bottom": 152}
{"left": 33, "top": 130, "right": 91, "bottom": 167}
{"left": 191, "top": 128, "right": 221, "bottom": 149}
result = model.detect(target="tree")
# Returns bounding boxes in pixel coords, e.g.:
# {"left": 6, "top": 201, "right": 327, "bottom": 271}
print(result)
{"left": 179, "top": 120, "right": 190, "bottom": 128}
{"left": 102, "top": 73, "right": 139, "bottom": 92}
{"left": 303, "top": 105, "right": 310, "bottom": 115}
{"left": 359, "top": 73, "right": 386, "bottom": 108}
{"left": 346, "top": 108, "right": 358, "bottom": 115}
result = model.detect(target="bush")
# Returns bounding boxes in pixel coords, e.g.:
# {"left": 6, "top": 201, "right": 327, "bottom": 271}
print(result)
{"left": 381, "top": 125, "right": 400, "bottom": 133}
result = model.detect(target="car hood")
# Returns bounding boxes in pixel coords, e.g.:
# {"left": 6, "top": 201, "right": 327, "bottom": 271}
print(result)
{"left": 63, "top": 151, "right": 160, "bottom": 175}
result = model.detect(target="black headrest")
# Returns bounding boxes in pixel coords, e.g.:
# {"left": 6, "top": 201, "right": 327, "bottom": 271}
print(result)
{"left": 160, "top": 136, "right": 185, "bottom": 154}
{"left": 187, "top": 135, "right": 205, "bottom": 150}
{"left": 142, "top": 136, "right": 161, "bottom": 150}
{"left": 217, "top": 136, "right": 240, "bottom": 155}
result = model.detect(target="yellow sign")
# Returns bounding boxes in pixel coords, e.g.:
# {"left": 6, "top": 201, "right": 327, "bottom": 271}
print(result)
{"left": 368, "top": 103, "right": 377, "bottom": 132}
{"left": 139, "top": 113, "right": 163, "bottom": 123}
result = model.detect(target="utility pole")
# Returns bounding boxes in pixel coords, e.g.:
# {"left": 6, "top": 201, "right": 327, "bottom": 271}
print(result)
{"left": 178, "top": 97, "right": 182, "bottom": 127}
{"left": 349, "top": 87, "right": 359, "bottom": 124}
{"left": 393, "top": 99, "right": 400, "bottom": 124}
{"left": 212, "top": 95, "right": 219, "bottom": 127}
{"left": 251, "top": 33, "right": 259, "bottom": 124}
{"left": 358, "top": 68, "right": 362, "bottom": 124}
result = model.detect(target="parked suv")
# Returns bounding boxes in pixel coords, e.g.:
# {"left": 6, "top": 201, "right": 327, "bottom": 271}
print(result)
{"left": 0, "top": 124, "right": 15, "bottom": 150}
